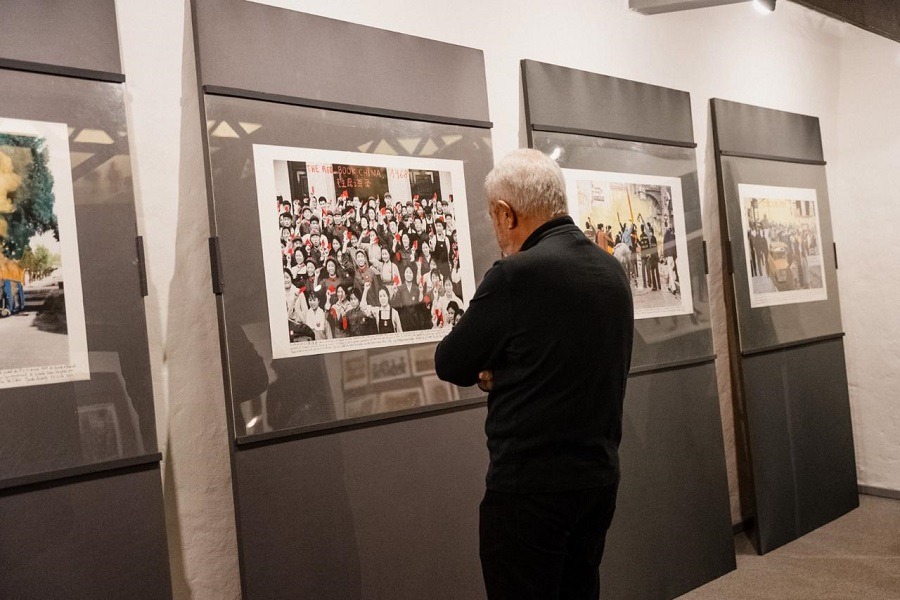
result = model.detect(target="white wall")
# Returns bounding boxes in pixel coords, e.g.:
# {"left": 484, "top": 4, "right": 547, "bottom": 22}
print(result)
{"left": 829, "top": 30, "right": 900, "bottom": 494}
{"left": 113, "top": 1, "right": 899, "bottom": 598}
{"left": 116, "top": 3, "right": 240, "bottom": 599}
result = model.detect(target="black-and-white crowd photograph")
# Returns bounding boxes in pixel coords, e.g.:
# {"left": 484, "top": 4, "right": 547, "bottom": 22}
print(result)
{"left": 254, "top": 146, "right": 475, "bottom": 358}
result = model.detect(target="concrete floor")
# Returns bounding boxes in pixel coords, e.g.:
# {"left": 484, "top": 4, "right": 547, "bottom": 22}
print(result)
{"left": 679, "top": 494, "right": 900, "bottom": 599}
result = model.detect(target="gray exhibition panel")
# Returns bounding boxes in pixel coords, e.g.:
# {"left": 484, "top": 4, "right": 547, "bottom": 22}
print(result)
{"left": 203, "top": 94, "right": 496, "bottom": 440}
{"left": 741, "top": 338, "right": 858, "bottom": 553}
{"left": 602, "top": 362, "right": 734, "bottom": 600}
{"left": 718, "top": 156, "right": 842, "bottom": 353}
{"left": 712, "top": 99, "right": 824, "bottom": 163}
{"left": 192, "top": 0, "right": 490, "bottom": 126}
{"left": 234, "top": 407, "right": 488, "bottom": 600}
{"left": 0, "top": 0, "right": 123, "bottom": 80}
{"left": 711, "top": 98, "right": 857, "bottom": 555}
{"left": 0, "top": 463, "right": 172, "bottom": 599}
{"left": 233, "top": 362, "right": 734, "bottom": 600}
{"left": 532, "top": 133, "right": 713, "bottom": 371}
{"left": 0, "top": 69, "right": 157, "bottom": 485}
{"left": 522, "top": 60, "right": 694, "bottom": 146}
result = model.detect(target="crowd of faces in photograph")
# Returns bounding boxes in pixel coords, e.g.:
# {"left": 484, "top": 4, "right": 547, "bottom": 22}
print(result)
{"left": 279, "top": 191, "right": 466, "bottom": 342}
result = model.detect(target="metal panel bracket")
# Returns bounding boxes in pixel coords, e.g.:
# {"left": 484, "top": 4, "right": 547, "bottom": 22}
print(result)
{"left": 135, "top": 236, "right": 149, "bottom": 297}
{"left": 209, "top": 236, "right": 224, "bottom": 295}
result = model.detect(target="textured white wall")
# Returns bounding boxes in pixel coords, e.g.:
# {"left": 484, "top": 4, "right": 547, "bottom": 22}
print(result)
{"left": 115, "top": 2, "right": 241, "bottom": 599}
{"left": 829, "top": 30, "right": 900, "bottom": 494}
{"left": 113, "top": 0, "right": 898, "bottom": 597}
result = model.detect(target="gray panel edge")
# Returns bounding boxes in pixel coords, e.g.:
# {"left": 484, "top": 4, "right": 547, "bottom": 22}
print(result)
{"left": 203, "top": 85, "right": 493, "bottom": 129}
{"left": 530, "top": 123, "right": 697, "bottom": 148}
{"left": 0, "top": 58, "right": 125, "bottom": 84}
{"left": 710, "top": 98, "right": 825, "bottom": 162}
{"left": 235, "top": 397, "right": 488, "bottom": 448}
{"left": 522, "top": 59, "right": 695, "bottom": 145}
{"left": 0, "top": 453, "right": 163, "bottom": 493}
{"left": 739, "top": 332, "right": 846, "bottom": 357}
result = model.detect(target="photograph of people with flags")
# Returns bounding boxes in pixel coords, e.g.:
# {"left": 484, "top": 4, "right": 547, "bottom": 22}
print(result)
{"left": 562, "top": 168, "right": 694, "bottom": 319}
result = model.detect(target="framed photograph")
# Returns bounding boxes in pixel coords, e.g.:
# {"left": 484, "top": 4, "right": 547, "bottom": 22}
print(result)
{"left": 0, "top": 117, "right": 89, "bottom": 390}
{"left": 421, "top": 374, "right": 454, "bottom": 405}
{"left": 368, "top": 348, "right": 411, "bottom": 384}
{"left": 738, "top": 184, "right": 827, "bottom": 308}
{"left": 77, "top": 403, "right": 123, "bottom": 462}
{"left": 341, "top": 350, "right": 369, "bottom": 390}
{"left": 377, "top": 387, "right": 424, "bottom": 413}
{"left": 561, "top": 168, "right": 694, "bottom": 320}
{"left": 345, "top": 393, "right": 377, "bottom": 419}
{"left": 253, "top": 145, "right": 477, "bottom": 359}
{"left": 409, "top": 342, "right": 437, "bottom": 376}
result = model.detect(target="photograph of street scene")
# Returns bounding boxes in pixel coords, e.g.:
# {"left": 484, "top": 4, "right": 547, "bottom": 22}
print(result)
{"left": 254, "top": 145, "right": 476, "bottom": 359}
{"left": 0, "top": 117, "right": 89, "bottom": 389}
{"left": 563, "top": 168, "right": 693, "bottom": 319}
{"left": 739, "top": 183, "right": 828, "bottom": 308}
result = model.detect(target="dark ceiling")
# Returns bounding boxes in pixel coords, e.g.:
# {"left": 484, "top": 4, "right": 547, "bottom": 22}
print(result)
{"left": 793, "top": 0, "right": 900, "bottom": 43}
{"left": 630, "top": 0, "right": 900, "bottom": 43}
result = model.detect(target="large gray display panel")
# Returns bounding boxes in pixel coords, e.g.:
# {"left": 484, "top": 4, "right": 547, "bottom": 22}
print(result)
{"left": 0, "top": 0, "right": 123, "bottom": 80}
{"left": 204, "top": 94, "right": 496, "bottom": 441}
{"left": 0, "top": 68, "right": 158, "bottom": 486}
{"left": 711, "top": 98, "right": 857, "bottom": 554}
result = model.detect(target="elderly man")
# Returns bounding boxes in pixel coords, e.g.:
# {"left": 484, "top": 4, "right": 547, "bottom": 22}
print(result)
{"left": 435, "top": 149, "right": 634, "bottom": 600}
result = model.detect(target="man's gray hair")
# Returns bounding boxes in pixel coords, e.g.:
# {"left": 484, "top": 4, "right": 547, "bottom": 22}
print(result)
{"left": 484, "top": 149, "right": 568, "bottom": 220}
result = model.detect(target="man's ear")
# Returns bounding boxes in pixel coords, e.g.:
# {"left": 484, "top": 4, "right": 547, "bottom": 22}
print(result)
{"left": 495, "top": 200, "right": 517, "bottom": 229}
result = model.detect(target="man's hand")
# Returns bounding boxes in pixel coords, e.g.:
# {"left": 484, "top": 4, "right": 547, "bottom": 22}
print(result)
{"left": 478, "top": 370, "right": 494, "bottom": 393}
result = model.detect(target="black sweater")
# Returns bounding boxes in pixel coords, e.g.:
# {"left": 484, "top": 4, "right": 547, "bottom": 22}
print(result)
{"left": 435, "top": 216, "right": 634, "bottom": 493}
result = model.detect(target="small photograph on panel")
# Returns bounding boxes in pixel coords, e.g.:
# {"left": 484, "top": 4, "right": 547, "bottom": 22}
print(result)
{"left": 368, "top": 348, "right": 411, "bottom": 384}
{"left": 0, "top": 117, "right": 89, "bottom": 390}
{"left": 345, "top": 393, "right": 377, "bottom": 419}
{"left": 421, "top": 373, "right": 453, "bottom": 405}
{"left": 409, "top": 342, "right": 437, "bottom": 376}
{"left": 738, "top": 184, "right": 827, "bottom": 308}
{"left": 253, "top": 145, "right": 477, "bottom": 360}
{"left": 341, "top": 349, "right": 369, "bottom": 390}
{"left": 77, "top": 403, "right": 124, "bottom": 463}
{"left": 562, "top": 168, "right": 694, "bottom": 319}
{"left": 377, "top": 387, "right": 424, "bottom": 413}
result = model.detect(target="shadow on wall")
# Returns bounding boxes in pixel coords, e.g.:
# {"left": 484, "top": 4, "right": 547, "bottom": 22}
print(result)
{"left": 159, "top": 5, "right": 238, "bottom": 599}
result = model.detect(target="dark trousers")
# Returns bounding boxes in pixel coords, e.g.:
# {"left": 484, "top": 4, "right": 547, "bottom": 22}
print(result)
{"left": 479, "top": 482, "right": 618, "bottom": 600}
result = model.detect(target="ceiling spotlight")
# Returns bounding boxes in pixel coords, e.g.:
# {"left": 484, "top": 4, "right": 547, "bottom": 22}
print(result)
{"left": 753, "top": 0, "right": 776, "bottom": 13}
